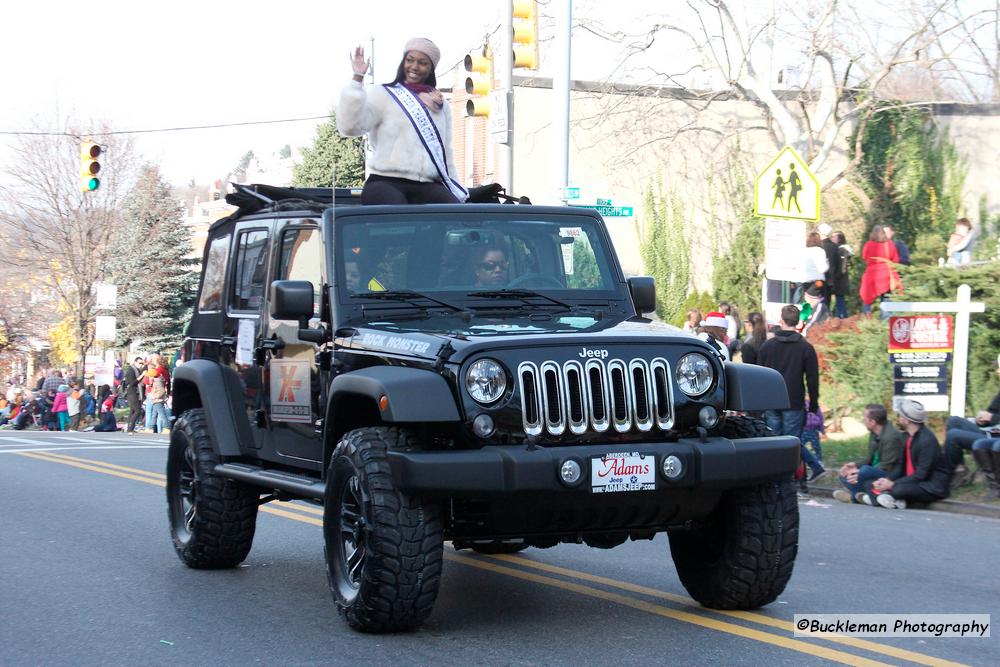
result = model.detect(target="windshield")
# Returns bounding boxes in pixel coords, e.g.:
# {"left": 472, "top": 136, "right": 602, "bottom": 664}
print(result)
{"left": 336, "top": 215, "right": 620, "bottom": 302}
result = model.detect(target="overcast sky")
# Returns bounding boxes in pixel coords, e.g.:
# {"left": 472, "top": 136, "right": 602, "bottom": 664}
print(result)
{"left": 1, "top": 1, "right": 867, "bottom": 188}
{"left": 2, "top": 0, "right": 512, "bottom": 186}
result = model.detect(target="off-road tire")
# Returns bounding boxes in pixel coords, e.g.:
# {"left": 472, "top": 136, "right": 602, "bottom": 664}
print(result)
{"left": 715, "top": 415, "right": 772, "bottom": 439}
{"left": 668, "top": 480, "right": 798, "bottom": 609}
{"left": 324, "top": 427, "right": 444, "bottom": 633}
{"left": 166, "top": 408, "right": 259, "bottom": 568}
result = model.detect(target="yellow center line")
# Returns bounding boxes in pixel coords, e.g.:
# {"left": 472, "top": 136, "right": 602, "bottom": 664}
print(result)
{"left": 483, "top": 553, "right": 967, "bottom": 667}
{"left": 14, "top": 451, "right": 317, "bottom": 524}
{"left": 38, "top": 450, "right": 166, "bottom": 480}
{"left": 30, "top": 451, "right": 324, "bottom": 517}
{"left": 447, "top": 552, "right": 889, "bottom": 667}
{"left": 14, "top": 450, "right": 969, "bottom": 667}
{"left": 16, "top": 451, "right": 168, "bottom": 486}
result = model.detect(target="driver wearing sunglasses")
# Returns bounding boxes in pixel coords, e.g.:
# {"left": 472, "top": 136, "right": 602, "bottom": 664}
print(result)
{"left": 473, "top": 246, "right": 509, "bottom": 287}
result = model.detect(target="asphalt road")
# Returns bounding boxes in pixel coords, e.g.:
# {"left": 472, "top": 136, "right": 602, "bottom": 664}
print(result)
{"left": 1, "top": 430, "right": 997, "bottom": 667}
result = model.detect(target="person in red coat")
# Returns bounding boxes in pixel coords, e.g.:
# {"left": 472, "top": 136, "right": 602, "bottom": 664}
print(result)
{"left": 859, "top": 224, "right": 902, "bottom": 315}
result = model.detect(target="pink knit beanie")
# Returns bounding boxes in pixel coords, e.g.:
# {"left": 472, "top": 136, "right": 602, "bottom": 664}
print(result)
{"left": 404, "top": 37, "right": 441, "bottom": 68}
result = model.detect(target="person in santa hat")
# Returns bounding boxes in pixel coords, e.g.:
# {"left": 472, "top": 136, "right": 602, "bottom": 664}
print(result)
{"left": 697, "top": 312, "right": 730, "bottom": 362}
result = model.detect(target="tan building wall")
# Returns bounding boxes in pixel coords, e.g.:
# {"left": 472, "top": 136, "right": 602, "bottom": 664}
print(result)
{"left": 935, "top": 104, "right": 1000, "bottom": 221}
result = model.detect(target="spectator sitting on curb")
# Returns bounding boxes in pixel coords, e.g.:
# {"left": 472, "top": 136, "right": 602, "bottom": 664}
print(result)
{"left": 857, "top": 399, "right": 951, "bottom": 509}
{"left": 944, "top": 354, "right": 1000, "bottom": 490}
{"left": 833, "top": 403, "right": 904, "bottom": 503}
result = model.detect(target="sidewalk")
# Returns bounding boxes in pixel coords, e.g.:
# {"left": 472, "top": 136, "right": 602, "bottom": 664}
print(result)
{"left": 808, "top": 483, "right": 1000, "bottom": 519}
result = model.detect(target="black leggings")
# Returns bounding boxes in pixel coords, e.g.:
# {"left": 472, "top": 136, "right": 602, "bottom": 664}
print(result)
{"left": 361, "top": 175, "right": 459, "bottom": 205}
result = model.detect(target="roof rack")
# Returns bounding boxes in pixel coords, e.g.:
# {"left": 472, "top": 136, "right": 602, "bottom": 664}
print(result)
{"left": 225, "top": 183, "right": 363, "bottom": 217}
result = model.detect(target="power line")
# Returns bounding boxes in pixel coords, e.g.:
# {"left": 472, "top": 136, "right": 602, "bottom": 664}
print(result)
{"left": 3, "top": 31, "right": 504, "bottom": 139}
{"left": 0, "top": 114, "right": 334, "bottom": 138}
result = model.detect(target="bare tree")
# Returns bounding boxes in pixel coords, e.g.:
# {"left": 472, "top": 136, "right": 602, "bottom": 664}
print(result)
{"left": 0, "top": 118, "right": 140, "bottom": 377}
{"left": 572, "top": 0, "right": 998, "bottom": 188}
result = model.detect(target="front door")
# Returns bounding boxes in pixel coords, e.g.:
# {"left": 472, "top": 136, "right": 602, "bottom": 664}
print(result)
{"left": 261, "top": 219, "right": 326, "bottom": 466}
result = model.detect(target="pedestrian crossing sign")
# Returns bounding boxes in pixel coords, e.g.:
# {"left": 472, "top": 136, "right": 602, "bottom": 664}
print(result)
{"left": 754, "top": 146, "right": 820, "bottom": 221}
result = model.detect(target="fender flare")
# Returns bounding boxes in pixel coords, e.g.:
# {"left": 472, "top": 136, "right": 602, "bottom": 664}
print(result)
{"left": 328, "top": 366, "right": 461, "bottom": 423}
{"left": 172, "top": 359, "right": 255, "bottom": 457}
{"left": 724, "top": 362, "right": 791, "bottom": 412}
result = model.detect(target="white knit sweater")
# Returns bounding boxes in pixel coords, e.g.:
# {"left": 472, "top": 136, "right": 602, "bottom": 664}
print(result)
{"left": 337, "top": 80, "right": 459, "bottom": 184}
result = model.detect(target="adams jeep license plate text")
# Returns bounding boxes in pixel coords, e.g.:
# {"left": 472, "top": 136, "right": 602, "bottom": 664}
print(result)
{"left": 591, "top": 452, "right": 655, "bottom": 493}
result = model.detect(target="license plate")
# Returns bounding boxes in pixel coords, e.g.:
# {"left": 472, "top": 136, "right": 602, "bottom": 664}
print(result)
{"left": 591, "top": 452, "right": 656, "bottom": 493}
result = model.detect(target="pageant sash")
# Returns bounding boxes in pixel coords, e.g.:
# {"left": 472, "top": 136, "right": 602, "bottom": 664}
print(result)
{"left": 383, "top": 83, "right": 468, "bottom": 202}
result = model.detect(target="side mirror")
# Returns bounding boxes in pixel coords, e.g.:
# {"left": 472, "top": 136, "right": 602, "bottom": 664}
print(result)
{"left": 270, "top": 280, "right": 315, "bottom": 324}
{"left": 627, "top": 276, "right": 656, "bottom": 316}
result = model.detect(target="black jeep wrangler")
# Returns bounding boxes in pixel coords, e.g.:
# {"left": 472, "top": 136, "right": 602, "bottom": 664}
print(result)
{"left": 166, "top": 184, "right": 799, "bottom": 633}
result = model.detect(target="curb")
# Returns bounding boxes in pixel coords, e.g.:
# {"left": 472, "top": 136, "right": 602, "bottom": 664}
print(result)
{"left": 809, "top": 485, "right": 1000, "bottom": 520}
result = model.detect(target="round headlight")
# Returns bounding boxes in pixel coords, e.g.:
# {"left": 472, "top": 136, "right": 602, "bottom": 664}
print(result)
{"left": 675, "top": 353, "right": 713, "bottom": 397}
{"left": 466, "top": 358, "right": 507, "bottom": 404}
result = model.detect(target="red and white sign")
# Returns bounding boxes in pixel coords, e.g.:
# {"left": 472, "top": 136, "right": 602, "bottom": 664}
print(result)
{"left": 591, "top": 452, "right": 655, "bottom": 493}
{"left": 269, "top": 358, "right": 312, "bottom": 423}
{"left": 888, "top": 315, "right": 954, "bottom": 353}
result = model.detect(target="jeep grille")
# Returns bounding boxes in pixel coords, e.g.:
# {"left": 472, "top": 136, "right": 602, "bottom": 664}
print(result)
{"left": 517, "top": 358, "right": 675, "bottom": 436}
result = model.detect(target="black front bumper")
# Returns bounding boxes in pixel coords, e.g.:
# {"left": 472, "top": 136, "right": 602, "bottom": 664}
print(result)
{"left": 387, "top": 435, "right": 799, "bottom": 496}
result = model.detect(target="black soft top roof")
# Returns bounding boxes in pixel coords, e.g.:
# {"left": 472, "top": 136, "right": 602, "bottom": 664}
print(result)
{"left": 210, "top": 183, "right": 363, "bottom": 231}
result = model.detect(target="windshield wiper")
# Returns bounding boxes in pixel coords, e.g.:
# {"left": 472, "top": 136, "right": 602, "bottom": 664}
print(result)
{"left": 352, "top": 289, "right": 470, "bottom": 314}
{"left": 466, "top": 289, "right": 572, "bottom": 309}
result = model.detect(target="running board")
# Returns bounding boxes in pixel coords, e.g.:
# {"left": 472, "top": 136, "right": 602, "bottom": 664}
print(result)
{"left": 214, "top": 462, "right": 326, "bottom": 501}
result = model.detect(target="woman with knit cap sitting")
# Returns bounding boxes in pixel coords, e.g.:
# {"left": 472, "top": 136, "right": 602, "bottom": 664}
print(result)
{"left": 338, "top": 38, "right": 467, "bottom": 205}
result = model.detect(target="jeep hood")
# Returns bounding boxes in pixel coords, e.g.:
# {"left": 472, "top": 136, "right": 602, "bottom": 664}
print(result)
{"left": 339, "top": 319, "right": 708, "bottom": 364}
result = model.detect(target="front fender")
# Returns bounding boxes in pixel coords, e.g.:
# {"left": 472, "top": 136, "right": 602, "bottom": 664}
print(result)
{"left": 173, "top": 360, "right": 255, "bottom": 457}
{"left": 724, "top": 362, "right": 790, "bottom": 412}
{"left": 329, "top": 366, "right": 461, "bottom": 422}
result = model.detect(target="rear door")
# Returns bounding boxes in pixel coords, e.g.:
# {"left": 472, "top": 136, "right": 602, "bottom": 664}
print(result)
{"left": 225, "top": 219, "right": 274, "bottom": 450}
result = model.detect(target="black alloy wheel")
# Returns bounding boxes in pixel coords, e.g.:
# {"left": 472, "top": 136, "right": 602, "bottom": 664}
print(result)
{"left": 324, "top": 427, "right": 444, "bottom": 633}
{"left": 166, "top": 408, "right": 259, "bottom": 569}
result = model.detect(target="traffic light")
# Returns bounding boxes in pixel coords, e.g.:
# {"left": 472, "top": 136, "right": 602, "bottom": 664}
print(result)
{"left": 464, "top": 47, "right": 493, "bottom": 117}
{"left": 512, "top": 0, "right": 539, "bottom": 70}
{"left": 80, "top": 140, "right": 102, "bottom": 192}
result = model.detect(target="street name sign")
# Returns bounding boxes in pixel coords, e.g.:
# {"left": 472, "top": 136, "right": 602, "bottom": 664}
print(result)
{"left": 572, "top": 204, "right": 633, "bottom": 217}
{"left": 754, "top": 146, "right": 820, "bottom": 221}
{"left": 489, "top": 89, "right": 509, "bottom": 144}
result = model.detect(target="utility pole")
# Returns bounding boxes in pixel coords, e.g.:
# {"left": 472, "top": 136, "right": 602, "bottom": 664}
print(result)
{"left": 553, "top": 0, "right": 571, "bottom": 203}
{"left": 500, "top": 0, "right": 514, "bottom": 193}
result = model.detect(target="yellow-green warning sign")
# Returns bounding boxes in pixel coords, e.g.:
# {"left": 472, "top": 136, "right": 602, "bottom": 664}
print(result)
{"left": 754, "top": 146, "right": 820, "bottom": 221}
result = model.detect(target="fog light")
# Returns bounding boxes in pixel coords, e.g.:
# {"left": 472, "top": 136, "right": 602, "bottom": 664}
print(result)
{"left": 472, "top": 413, "right": 495, "bottom": 438}
{"left": 559, "top": 459, "right": 582, "bottom": 486}
{"left": 698, "top": 406, "right": 719, "bottom": 429}
{"left": 661, "top": 455, "right": 683, "bottom": 480}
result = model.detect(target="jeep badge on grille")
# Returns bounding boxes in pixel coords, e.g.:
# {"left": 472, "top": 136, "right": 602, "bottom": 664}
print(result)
{"left": 578, "top": 347, "right": 609, "bottom": 359}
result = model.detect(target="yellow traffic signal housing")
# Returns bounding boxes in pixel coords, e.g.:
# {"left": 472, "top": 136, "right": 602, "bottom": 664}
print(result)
{"left": 464, "top": 49, "right": 493, "bottom": 117}
{"left": 80, "top": 140, "right": 102, "bottom": 192}
{"left": 512, "top": 0, "right": 539, "bottom": 70}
